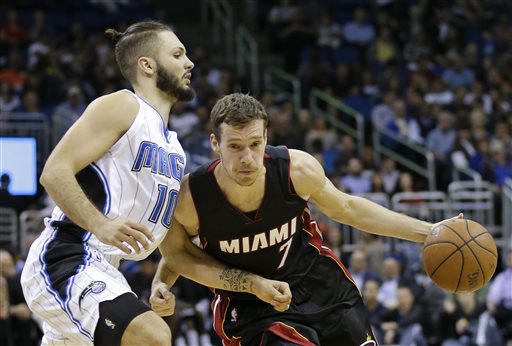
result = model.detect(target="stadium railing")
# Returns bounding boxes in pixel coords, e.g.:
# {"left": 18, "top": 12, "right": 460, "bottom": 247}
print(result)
{"left": 263, "top": 65, "right": 302, "bottom": 112}
{"left": 373, "top": 124, "right": 436, "bottom": 191}
{"left": 206, "top": 0, "right": 234, "bottom": 64}
{"left": 236, "top": 25, "right": 260, "bottom": 95}
{"left": 447, "top": 180, "right": 495, "bottom": 230}
{"left": 309, "top": 88, "right": 365, "bottom": 158}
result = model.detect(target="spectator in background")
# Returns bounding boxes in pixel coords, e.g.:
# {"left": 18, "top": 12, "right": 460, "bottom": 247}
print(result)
{"left": 0, "top": 249, "right": 40, "bottom": 346}
{"left": 378, "top": 255, "right": 403, "bottom": 310}
{"left": 487, "top": 249, "right": 512, "bottom": 343}
{"left": 491, "top": 121, "right": 512, "bottom": 162}
{"left": 0, "top": 49, "right": 27, "bottom": 91}
{"left": 424, "top": 78, "right": 455, "bottom": 106}
{"left": 316, "top": 13, "right": 342, "bottom": 50}
{"left": 0, "top": 79, "right": 20, "bottom": 112}
{"left": 426, "top": 111, "right": 457, "bottom": 189}
{"left": 348, "top": 249, "right": 379, "bottom": 291}
{"left": 469, "top": 137, "right": 496, "bottom": 182}
{"left": 363, "top": 279, "right": 388, "bottom": 342}
{"left": 371, "top": 91, "right": 396, "bottom": 130}
{"left": 268, "top": 0, "right": 297, "bottom": 30}
{"left": 386, "top": 98, "right": 423, "bottom": 144}
{"left": 368, "top": 26, "right": 399, "bottom": 67}
{"left": 0, "top": 10, "right": 27, "bottom": 45}
{"left": 451, "top": 124, "right": 477, "bottom": 171}
{"left": 53, "top": 85, "right": 87, "bottom": 121}
{"left": 297, "top": 47, "right": 332, "bottom": 92}
{"left": 339, "top": 157, "right": 372, "bottom": 194}
{"left": 278, "top": 8, "right": 317, "bottom": 72}
{"left": 304, "top": 116, "right": 338, "bottom": 154}
{"left": 0, "top": 274, "right": 11, "bottom": 346}
{"left": 331, "top": 63, "right": 353, "bottom": 97}
{"left": 370, "top": 172, "right": 386, "bottom": 194}
{"left": 358, "top": 233, "right": 386, "bottom": 276}
{"left": 442, "top": 55, "right": 475, "bottom": 89}
{"left": 490, "top": 141, "right": 512, "bottom": 189}
{"left": 343, "top": 7, "right": 375, "bottom": 47}
{"left": 379, "top": 157, "right": 400, "bottom": 195}
{"left": 439, "top": 292, "right": 503, "bottom": 346}
{"left": 0, "top": 173, "right": 23, "bottom": 214}
{"left": 15, "top": 90, "right": 41, "bottom": 114}
{"left": 381, "top": 285, "right": 427, "bottom": 346}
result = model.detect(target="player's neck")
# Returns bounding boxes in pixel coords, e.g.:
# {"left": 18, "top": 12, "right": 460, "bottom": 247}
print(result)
{"left": 133, "top": 86, "right": 176, "bottom": 125}
{"left": 214, "top": 164, "right": 266, "bottom": 212}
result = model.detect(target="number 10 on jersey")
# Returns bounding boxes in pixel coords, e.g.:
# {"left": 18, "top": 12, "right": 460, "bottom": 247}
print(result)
{"left": 149, "top": 184, "right": 179, "bottom": 228}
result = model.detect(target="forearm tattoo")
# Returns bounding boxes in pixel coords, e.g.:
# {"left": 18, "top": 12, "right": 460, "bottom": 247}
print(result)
{"left": 219, "top": 268, "right": 253, "bottom": 292}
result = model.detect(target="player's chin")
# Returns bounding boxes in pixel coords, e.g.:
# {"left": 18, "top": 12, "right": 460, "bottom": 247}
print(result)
{"left": 237, "top": 176, "right": 257, "bottom": 186}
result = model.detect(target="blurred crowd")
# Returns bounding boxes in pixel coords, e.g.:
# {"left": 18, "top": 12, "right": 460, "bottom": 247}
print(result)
{"left": 1, "top": 0, "right": 512, "bottom": 345}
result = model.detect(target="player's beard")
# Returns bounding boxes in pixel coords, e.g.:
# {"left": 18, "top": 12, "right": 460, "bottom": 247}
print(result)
{"left": 156, "top": 64, "right": 195, "bottom": 101}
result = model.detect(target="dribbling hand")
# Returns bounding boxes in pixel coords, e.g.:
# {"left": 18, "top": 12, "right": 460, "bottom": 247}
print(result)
{"left": 93, "top": 219, "right": 155, "bottom": 254}
{"left": 430, "top": 213, "right": 464, "bottom": 233}
{"left": 149, "top": 282, "right": 176, "bottom": 316}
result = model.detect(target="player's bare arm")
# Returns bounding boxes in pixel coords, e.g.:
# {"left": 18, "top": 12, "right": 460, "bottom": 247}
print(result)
{"left": 39, "top": 91, "right": 154, "bottom": 253}
{"left": 289, "top": 149, "right": 433, "bottom": 242}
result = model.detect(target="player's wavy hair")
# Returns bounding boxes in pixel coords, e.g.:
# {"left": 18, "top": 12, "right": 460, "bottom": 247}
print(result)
{"left": 105, "top": 20, "right": 172, "bottom": 84}
{"left": 210, "top": 93, "right": 269, "bottom": 141}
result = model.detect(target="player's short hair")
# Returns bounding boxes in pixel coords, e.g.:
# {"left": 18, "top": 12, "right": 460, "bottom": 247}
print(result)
{"left": 210, "top": 93, "right": 269, "bottom": 141}
{"left": 105, "top": 20, "right": 172, "bottom": 84}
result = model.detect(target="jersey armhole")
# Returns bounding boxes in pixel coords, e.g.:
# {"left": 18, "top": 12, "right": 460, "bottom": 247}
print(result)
{"left": 108, "top": 90, "right": 142, "bottom": 155}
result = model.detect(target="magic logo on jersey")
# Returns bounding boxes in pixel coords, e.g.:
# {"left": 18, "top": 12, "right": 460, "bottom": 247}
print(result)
{"left": 132, "top": 141, "right": 184, "bottom": 181}
{"left": 78, "top": 281, "right": 106, "bottom": 309}
{"left": 219, "top": 217, "right": 297, "bottom": 254}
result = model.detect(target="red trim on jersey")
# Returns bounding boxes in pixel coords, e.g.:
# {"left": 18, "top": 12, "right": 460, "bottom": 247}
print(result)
{"left": 302, "top": 209, "right": 360, "bottom": 293}
{"left": 211, "top": 295, "right": 243, "bottom": 346}
{"left": 264, "top": 152, "right": 270, "bottom": 159}
{"left": 212, "top": 295, "right": 233, "bottom": 345}
{"left": 208, "top": 159, "right": 221, "bottom": 172}
{"left": 261, "top": 322, "right": 316, "bottom": 346}
{"left": 320, "top": 244, "right": 358, "bottom": 288}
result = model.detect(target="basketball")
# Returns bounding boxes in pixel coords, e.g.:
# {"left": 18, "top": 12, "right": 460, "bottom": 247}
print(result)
{"left": 422, "top": 218, "right": 498, "bottom": 293}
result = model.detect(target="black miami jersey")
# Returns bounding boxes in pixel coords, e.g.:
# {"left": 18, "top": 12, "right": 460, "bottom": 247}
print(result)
{"left": 189, "top": 146, "right": 357, "bottom": 301}
{"left": 189, "top": 146, "right": 377, "bottom": 346}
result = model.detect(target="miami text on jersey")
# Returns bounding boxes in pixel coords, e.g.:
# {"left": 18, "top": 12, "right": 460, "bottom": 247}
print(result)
{"left": 219, "top": 217, "right": 298, "bottom": 254}
{"left": 131, "top": 141, "right": 184, "bottom": 181}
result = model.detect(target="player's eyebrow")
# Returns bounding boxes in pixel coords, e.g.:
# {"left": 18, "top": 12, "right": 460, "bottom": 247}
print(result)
{"left": 173, "top": 46, "right": 186, "bottom": 54}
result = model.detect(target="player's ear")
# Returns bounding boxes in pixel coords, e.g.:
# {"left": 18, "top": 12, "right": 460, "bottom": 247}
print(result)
{"left": 263, "top": 129, "right": 268, "bottom": 144}
{"left": 210, "top": 133, "right": 220, "bottom": 154}
{"left": 138, "top": 56, "right": 155, "bottom": 76}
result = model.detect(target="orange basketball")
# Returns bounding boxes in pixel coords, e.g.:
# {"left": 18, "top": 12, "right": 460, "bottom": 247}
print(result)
{"left": 422, "top": 218, "right": 498, "bottom": 293}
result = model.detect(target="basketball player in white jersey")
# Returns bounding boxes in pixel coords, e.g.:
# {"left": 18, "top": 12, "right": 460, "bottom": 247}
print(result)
{"left": 20, "top": 21, "right": 291, "bottom": 346}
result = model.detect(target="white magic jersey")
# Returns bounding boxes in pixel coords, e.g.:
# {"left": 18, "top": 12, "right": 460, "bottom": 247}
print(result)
{"left": 21, "top": 90, "right": 186, "bottom": 345}
{"left": 52, "top": 89, "right": 186, "bottom": 265}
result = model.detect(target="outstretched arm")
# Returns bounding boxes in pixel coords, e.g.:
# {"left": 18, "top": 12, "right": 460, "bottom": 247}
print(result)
{"left": 152, "top": 219, "right": 291, "bottom": 312}
{"left": 290, "top": 149, "right": 440, "bottom": 242}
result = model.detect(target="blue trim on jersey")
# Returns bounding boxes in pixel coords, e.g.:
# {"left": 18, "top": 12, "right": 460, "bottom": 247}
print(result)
{"left": 38, "top": 216, "right": 94, "bottom": 341}
{"left": 90, "top": 163, "right": 111, "bottom": 214}
{"left": 136, "top": 94, "right": 171, "bottom": 143}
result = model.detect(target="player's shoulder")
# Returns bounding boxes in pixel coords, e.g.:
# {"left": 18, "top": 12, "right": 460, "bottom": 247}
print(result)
{"left": 289, "top": 149, "right": 326, "bottom": 197}
{"left": 91, "top": 90, "right": 139, "bottom": 113}
{"left": 83, "top": 90, "right": 139, "bottom": 131}
{"left": 174, "top": 174, "right": 198, "bottom": 228}
{"left": 289, "top": 149, "right": 324, "bottom": 177}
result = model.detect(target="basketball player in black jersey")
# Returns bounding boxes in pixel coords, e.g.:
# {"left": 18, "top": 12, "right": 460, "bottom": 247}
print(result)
{"left": 151, "top": 93, "right": 461, "bottom": 345}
